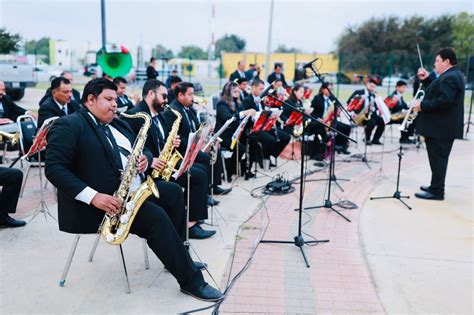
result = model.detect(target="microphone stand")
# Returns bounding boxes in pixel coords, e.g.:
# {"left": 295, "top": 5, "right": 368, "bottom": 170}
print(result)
{"left": 260, "top": 94, "right": 354, "bottom": 267}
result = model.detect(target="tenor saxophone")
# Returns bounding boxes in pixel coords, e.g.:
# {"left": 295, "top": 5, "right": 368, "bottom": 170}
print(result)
{"left": 100, "top": 112, "right": 159, "bottom": 245}
{"left": 151, "top": 108, "right": 183, "bottom": 181}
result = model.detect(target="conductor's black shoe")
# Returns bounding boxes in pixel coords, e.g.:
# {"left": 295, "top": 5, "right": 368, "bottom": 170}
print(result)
{"left": 400, "top": 138, "right": 415, "bottom": 144}
{"left": 371, "top": 140, "right": 383, "bottom": 145}
{"left": 213, "top": 186, "right": 232, "bottom": 195}
{"left": 244, "top": 172, "right": 256, "bottom": 180}
{"left": 180, "top": 283, "right": 224, "bottom": 302}
{"left": 207, "top": 195, "right": 219, "bottom": 206}
{"left": 415, "top": 191, "right": 444, "bottom": 200}
{"left": 193, "top": 261, "right": 208, "bottom": 270}
{"left": 0, "top": 215, "right": 26, "bottom": 228}
{"left": 189, "top": 224, "right": 216, "bottom": 239}
{"left": 420, "top": 185, "right": 432, "bottom": 192}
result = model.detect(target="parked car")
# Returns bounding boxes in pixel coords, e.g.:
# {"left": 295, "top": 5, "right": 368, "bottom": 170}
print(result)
{"left": 1, "top": 61, "right": 37, "bottom": 100}
{"left": 381, "top": 76, "right": 405, "bottom": 87}
{"left": 34, "top": 65, "right": 63, "bottom": 82}
{"left": 323, "top": 72, "right": 351, "bottom": 84}
{"left": 352, "top": 74, "right": 383, "bottom": 86}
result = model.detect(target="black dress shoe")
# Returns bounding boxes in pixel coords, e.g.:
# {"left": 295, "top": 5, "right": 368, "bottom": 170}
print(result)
{"left": 207, "top": 195, "right": 220, "bottom": 206}
{"left": 180, "top": 282, "right": 224, "bottom": 302}
{"left": 400, "top": 138, "right": 415, "bottom": 144}
{"left": 420, "top": 185, "right": 431, "bottom": 192}
{"left": 213, "top": 186, "right": 232, "bottom": 195}
{"left": 0, "top": 215, "right": 27, "bottom": 228}
{"left": 193, "top": 261, "right": 208, "bottom": 270}
{"left": 364, "top": 139, "right": 372, "bottom": 146}
{"left": 371, "top": 140, "right": 383, "bottom": 145}
{"left": 244, "top": 172, "right": 256, "bottom": 180}
{"left": 341, "top": 147, "right": 351, "bottom": 155}
{"left": 189, "top": 224, "right": 216, "bottom": 239}
{"left": 415, "top": 191, "right": 444, "bottom": 200}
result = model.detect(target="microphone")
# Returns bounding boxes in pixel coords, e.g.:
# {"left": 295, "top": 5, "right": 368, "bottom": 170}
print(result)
{"left": 302, "top": 58, "right": 319, "bottom": 69}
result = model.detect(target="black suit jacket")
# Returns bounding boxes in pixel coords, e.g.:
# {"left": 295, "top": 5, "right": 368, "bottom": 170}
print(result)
{"left": 347, "top": 89, "right": 378, "bottom": 115}
{"left": 161, "top": 100, "right": 200, "bottom": 155}
{"left": 124, "top": 100, "right": 166, "bottom": 157}
{"left": 146, "top": 65, "right": 158, "bottom": 80}
{"left": 37, "top": 97, "right": 80, "bottom": 129}
{"left": 215, "top": 100, "right": 241, "bottom": 142}
{"left": 417, "top": 66, "right": 465, "bottom": 139}
{"left": 267, "top": 72, "right": 288, "bottom": 88}
{"left": 45, "top": 109, "right": 153, "bottom": 233}
{"left": 39, "top": 87, "right": 81, "bottom": 106}
{"left": 311, "top": 94, "right": 336, "bottom": 119}
{"left": 117, "top": 94, "right": 134, "bottom": 111}
{"left": 387, "top": 91, "right": 408, "bottom": 114}
{"left": 229, "top": 70, "right": 246, "bottom": 82}
{"left": 0, "top": 95, "right": 26, "bottom": 121}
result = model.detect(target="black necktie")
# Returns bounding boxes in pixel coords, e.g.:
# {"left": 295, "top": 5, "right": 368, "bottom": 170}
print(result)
{"left": 153, "top": 115, "right": 165, "bottom": 144}
{"left": 184, "top": 108, "right": 196, "bottom": 132}
{"left": 61, "top": 106, "right": 67, "bottom": 116}
{"left": 99, "top": 124, "right": 123, "bottom": 170}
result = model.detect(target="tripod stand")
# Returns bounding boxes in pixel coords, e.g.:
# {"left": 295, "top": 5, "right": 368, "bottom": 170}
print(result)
{"left": 370, "top": 145, "right": 412, "bottom": 210}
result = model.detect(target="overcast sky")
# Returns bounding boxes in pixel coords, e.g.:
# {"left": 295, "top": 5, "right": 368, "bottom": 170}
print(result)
{"left": 0, "top": 0, "right": 472, "bottom": 54}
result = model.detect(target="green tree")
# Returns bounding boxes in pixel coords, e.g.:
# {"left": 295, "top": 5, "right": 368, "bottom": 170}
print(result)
{"left": 25, "top": 37, "right": 50, "bottom": 64}
{"left": 452, "top": 12, "right": 474, "bottom": 69}
{"left": 274, "top": 44, "right": 301, "bottom": 53}
{"left": 0, "top": 28, "right": 22, "bottom": 54}
{"left": 152, "top": 44, "right": 174, "bottom": 59}
{"left": 178, "top": 45, "right": 207, "bottom": 60}
{"left": 214, "top": 34, "right": 246, "bottom": 58}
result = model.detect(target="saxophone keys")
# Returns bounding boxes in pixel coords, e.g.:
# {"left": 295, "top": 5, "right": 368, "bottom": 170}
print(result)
{"left": 120, "top": 214, "right": 130, "bottom": 224}
{"left": 116, "top": 227, "right": 125, "bottom": 236}
{"left": 126, "top": 201, "right": 135, "bottom": 211}
{"left": 105, "top": 233, "right": 115, "bottom": 242}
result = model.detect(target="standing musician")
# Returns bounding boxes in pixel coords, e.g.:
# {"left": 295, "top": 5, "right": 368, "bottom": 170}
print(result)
{"left": 413, "top": 48, "right": 465, "bottom": 201}
{"left": 386, "top": 80, "right": 415, "bottom": 144}
{"left": 215, "top": 81, "right": 256, "bottom": 178}
{"left": 311, "top": 83, "right": 351, "bottom": 154}
{"left": 229, "top": 60, "right": 247, "bottom": 82}
{"left": 44, "top": 78, "right": 223, "bottom": 301}
{"left": 347, "top": 79, "right": 385, "bottom": 145}
{"left": 241, "top": 79, "right": 291, "bottom": 167}
{"left": 124, "top": 79, "right": 216, "bottom": 239}
{"left": 113, "top": 77, "right": 134, "bottom": 112}
{"left": 37, "top": 77, "right": 80, "bottom": 129}
{"left": 162, "top": 82, "right": 231, "bottom": 196}
{"left": 267, "top": 63, "right": 289, "bottom": 89}
{"left": 146, "top": 57, "right": 159, "bottom": 80}
{"left": 0, "top": 166, "right": 26, "bottom": 228}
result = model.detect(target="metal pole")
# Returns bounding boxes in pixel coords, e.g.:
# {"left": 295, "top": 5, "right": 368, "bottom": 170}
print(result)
{"left": 264, "top": 0, "right": 274, "bottom": 80}
{"left": 100, "top": 0, "right": 107, "bottom": 49}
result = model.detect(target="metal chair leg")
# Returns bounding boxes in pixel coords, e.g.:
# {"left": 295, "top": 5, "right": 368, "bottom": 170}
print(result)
{"left": 19, "top": 163, "right": 31, "bottom": 197}
{"left": 59, "top": 234, "right": 81, "bottom": 287}
{"left": 142, "top": 239, "right": 150, "bottom": 270}
{"left": 118, "top": 245, "right": 131, "bottom": 294}
{"left": 88, "top": 233, "right": 101, "bottom": 262}
{"left": 221, "top": 153, "right": 228, "bottom": 182}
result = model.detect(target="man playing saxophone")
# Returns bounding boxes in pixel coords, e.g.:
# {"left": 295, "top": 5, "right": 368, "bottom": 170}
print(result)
{"left": 45, "top": 78, "right": 223, "bottom": 301}
{"left": 386, "top": 80, "right": 415, "bottom": 144}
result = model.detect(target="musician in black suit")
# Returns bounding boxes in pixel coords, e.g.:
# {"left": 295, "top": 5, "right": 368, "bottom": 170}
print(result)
{"left": 0, "top": 167, "right": 26, "bottom": 228}
{"left": 413, "top": 48, "right": 465, "bottom": 200}
{"left": 267, "top": 63, "right": 288, "bottom": 89}
{"left": 39, "top": 71, "right": 81, "bottom": 106}
{"left": 44, "top": 78, "right": 222, "bottom": 301}
{"left": 166, "top": 69, "right": 182, "bottom": 89}
{"left": 162, "top": 82, "right": 230, "bottom": 196}
{"left": 167, "top": 76, "right": 182, "bottom": 104}
{"left": 311, "top": 83, "right": 351, "bottom": 154}
{"left": 113, "top": 77, "right": 134, "bottom": 111}
{"left": 229, "top": 60, "right": 247, "bottom": 82}
{"left": 37, "top": 77, "right": 80, "bottom": 129}
{"left": 245, "top": 64, "right": 260, "bottom": 81}
{"left": 0, "top": 80, "right": 34, "bottom": 128}
{"left": 215, "top": 81, "right": 256, "bottom": 177}
{"left": 241, "top": 79, "right": 290, "bottom": 165}
{"left": 237, "top": 77, "right": 250, "bottom": 101}
{"left": 386, "top": 80, "right": 415, "bottom": 144}
{"left": 146, "top": 57, "right": 159, "bottom": 80}
{"left": 124, "top": 79, "right": 215, "bottom": 239}
{"left": 347, "top": 79, "right": 385, "bottom": 145}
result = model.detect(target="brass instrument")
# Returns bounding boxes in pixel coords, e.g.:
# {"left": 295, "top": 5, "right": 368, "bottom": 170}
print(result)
{"left": 152, "top": 107, "right": 183, "bottom": 181}
{"left": 100, "top": 111, "right": 159, "bottom": 245}
{"left": 192, "top": 96, "right": 208, "bottom": 106}
{"left": 399, "top": 89, "right": 425, "bottom": 132}
{"left": 0, "top": 131, "right": 20, "bottom": 146}
{"left": 353, "top": 107, "right": 370, "bottom": 126}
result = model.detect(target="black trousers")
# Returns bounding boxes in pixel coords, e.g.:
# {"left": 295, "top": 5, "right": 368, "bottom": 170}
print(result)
{"left": 0, "top": 167, "right": 23, "bottom": 217}
{"left": 130, "top": 200, "right": 203, "bottom": 289}
{"left": 364, "top": 115, "right": 385, "bottom": 142}
{"left": 257, "top": 129, "right": 291, "bottom": 159}
{"left": 174, "top": 165, "right": 208, "bottom": 222}
{"left": 194, "top": 151, "right": 223, "bottom": 189}
{"left": 302, "top": 122, "right": 327, "bottom": 157}
{"left": 334, "top": 121, "right": 351, "bottom": 147}
{"left": 425, "top": 137, "right": 454, "bottom": 195}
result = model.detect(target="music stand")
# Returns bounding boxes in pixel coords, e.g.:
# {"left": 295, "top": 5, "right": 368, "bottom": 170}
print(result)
{"left": 230, "top": 115, "right": 250, "bottom": 188}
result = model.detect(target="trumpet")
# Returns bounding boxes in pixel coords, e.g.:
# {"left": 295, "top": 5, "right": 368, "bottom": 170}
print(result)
{"left": 399, "top": 89, "right": 425, "bottom": 132}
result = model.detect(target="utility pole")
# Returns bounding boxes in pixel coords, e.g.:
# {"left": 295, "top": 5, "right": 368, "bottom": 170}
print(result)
{"left": 264, "top": 0, "right": 274, "bottom": 80}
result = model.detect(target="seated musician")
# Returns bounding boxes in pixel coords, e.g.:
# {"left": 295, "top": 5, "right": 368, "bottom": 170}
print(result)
{"left": 0, "top": 80, "right": 35, "bottom": 133}
{"left": 241, "top": 79, "right": 291, "bottom": 167}
{"left": 386, "top": 80, "right": 415, "bottom": 144}
{"left": 311, "top": 83, "right": 351, "bottom": 154}
{"left": 45, "top": 78, "right": 223, "bottom": 302}
{"left": 215, "top": 81, "right": 256, "bottom": 179}
{"left": 347, "top": 79, "right": 385, "bottom": 145}
{"left": 161, "top": 82, "right": 231, "bottom": 197}
{"left": 237, "top": 77, "right": 250, "bottom": 101}
{"left": 0, "top": 166, "right": 26, "bottom": 228}
{"left": 113, "top": 77, "right": 134, "bottom": 112}
{"left": 282, "top": 83, "right": 326, "bottom": 160}
{"left": 167, "top": 75, "right": 182, "bottom": 104}
{"left": 267, "top": 63, "right": 289, "bottom": 89}
{"left": 124, "top": 79, "right": 216, "bottom": 240}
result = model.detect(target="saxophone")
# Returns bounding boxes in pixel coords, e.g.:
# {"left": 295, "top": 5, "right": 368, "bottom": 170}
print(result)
{"left": 100, "top": 112, "right": 159, "bottom": 245}
{"left": 0, "top": 131, "right": 20, "bottom": 146}
{"left": 151, "top": 108, "right": 183, "bottom": 181}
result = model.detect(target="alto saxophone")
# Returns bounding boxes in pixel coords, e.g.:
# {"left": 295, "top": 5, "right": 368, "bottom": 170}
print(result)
{"left": 100, "top": 112, "right": 159, "bottom": 245}
{"left": 151, "top": 108, "right": 183, "bottom": 181}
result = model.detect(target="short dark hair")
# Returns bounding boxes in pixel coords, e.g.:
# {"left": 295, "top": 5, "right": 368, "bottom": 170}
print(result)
{"left": 113, "top": 76, "right": 127, "bottom": 85}
{"left": 251, "top": 79, "right": 264, "bottom": 88}
{"left": 368, "top": 79, "right": 377, "bottom": 85}
{"left": 274, "top": 63, "right": 282, "bottom": 70}
{"left": 51, "top": 77, "right": 71, "bottom": 90}
{"left": 150, "top": 57, "right": 156, "bottom": 63}
{"left": 436, "top": 47, "right": 457, "bottom": 65}
{"left": 142, "top": 79, "right": 166, "bottom": 98}
{"left": 396, "top": 80, "right": 407, "bottom": 87}
{"left": 169, "top": 76, "right": 182, "bottom": 85}
{"left": 60, "top": 70, "right": 72, "bottom": 77}
{"left": 236, "top": 77, "right": 248, "bottom": 84}
{"left": 174, "top": 82, "right": 194, "bottom": 98}
{"left": 81, "top": 78, "right": 117, "bottom": 104}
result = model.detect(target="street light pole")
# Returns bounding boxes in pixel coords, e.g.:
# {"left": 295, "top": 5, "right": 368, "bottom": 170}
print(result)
{"left": 264, "top": 0, "right": 274, "bottom": 80}
{"left": 101, "top": 0, "right": 107, "bottom": 49}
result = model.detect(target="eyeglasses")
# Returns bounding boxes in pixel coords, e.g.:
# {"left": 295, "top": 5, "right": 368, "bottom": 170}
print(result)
{"left": 154, "top": 91, "right": 168, "bottom": 99}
